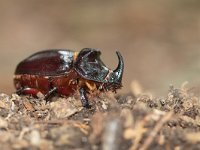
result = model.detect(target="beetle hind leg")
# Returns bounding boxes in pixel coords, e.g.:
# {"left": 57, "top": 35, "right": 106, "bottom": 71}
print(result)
{"left": 16, "top": 87, "right": 24, "bottom": 95}
{"left": 16, "top": 87, "right": 58, "bottom": 101}
{"left": 16, "top": 87, "right": 41, "bottom": 97}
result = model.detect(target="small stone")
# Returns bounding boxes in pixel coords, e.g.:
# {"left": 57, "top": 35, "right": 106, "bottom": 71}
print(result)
{"left": 30, "top": 130, "right": 41, "bottom": 146}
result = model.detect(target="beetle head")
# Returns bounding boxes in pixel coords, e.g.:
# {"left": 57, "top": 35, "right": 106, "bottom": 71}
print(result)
{"left": 74, "top": 48, "right": 124, "bottom": 92}
{"left": 74, "top": 48, "right": 109, "bottom": 82}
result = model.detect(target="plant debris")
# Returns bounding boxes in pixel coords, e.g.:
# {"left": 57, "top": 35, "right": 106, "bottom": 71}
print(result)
{"left": 1, "top": 84, "right": 200, "bottom": 150}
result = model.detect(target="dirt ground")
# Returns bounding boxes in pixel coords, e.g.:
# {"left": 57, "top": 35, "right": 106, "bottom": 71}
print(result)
{"left": 1, "top": 82, "right": 200, "bottom": 150}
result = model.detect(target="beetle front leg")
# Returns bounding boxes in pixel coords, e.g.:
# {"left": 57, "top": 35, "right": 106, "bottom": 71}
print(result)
{"left": 79, "top": 87, "right": 90, "bottom": 108}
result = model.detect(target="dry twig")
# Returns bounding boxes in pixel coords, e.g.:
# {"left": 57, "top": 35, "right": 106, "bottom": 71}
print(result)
{"left": 139, "top": 111, "right": 173, "bottom": 150}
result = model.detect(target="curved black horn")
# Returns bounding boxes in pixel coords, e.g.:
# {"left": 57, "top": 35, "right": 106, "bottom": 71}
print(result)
{"left": 112, "top": 51, "right": 124, "bottom": 83}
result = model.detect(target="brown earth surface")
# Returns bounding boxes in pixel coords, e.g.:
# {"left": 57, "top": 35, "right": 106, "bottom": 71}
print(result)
{"left": 1, "top": 83, "right": 200, "bottom": 150}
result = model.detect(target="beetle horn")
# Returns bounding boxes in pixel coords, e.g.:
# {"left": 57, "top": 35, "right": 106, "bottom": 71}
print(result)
{"left": 108, "top": 51, "right": 124, "bottom": 83}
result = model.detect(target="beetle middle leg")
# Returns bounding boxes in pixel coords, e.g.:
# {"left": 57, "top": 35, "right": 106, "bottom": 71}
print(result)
{"left": 79, "top": 87, "right": 90, "bottom": 108}
{"left": 44, "top": 87, "right": 58, "bottom": 101}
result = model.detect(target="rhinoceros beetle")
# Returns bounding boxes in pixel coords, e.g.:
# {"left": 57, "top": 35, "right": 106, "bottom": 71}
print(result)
{"left": 14, "top": 48, "right": 124, "bottom": 108}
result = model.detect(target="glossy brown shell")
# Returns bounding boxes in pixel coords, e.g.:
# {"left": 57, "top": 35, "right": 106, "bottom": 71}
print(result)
{"left": 15, "top": 49, "right": 75, "bottom": 76}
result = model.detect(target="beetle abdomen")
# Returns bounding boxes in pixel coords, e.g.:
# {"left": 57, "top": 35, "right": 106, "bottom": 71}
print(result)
{"left": 15, "top": 49, "right": 75, "bottom": 76}
{"left": 14, "top": 71, "right": 79, "bottom": 96}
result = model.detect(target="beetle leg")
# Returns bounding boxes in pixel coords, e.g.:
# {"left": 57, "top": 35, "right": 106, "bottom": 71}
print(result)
{"left": 79, "top": 87, "right": 90, "bottom": 108}
{"left": 16, "top": 87, "right": 24, "bottom": 95}
{"left": 16, "top": 87, "right": 41, "bottom": 97}
{"left": 85, "top": 81, "right": 97, "bottom": 91}
{"left": 44, "top": 87, "right": 58, "bottom": 101}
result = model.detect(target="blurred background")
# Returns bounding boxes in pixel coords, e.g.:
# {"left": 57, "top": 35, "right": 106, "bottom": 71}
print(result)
{"left": 1, "top": 0, "right": 200, "bottom": 96}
